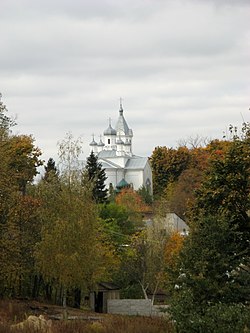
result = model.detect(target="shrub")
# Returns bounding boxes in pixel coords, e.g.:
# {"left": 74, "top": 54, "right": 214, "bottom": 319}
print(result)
{"left": 172, "top": 302, "right": 250, "bottom": 333}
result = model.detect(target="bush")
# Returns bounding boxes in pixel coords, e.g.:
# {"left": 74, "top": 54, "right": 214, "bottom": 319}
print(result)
{"left": 172, "top": 302, "right": 250, "bottom": 333}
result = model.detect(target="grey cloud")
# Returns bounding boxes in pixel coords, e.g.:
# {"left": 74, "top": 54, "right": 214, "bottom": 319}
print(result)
{"left": 1, "top": 0, "right": 249, "bottom": 163}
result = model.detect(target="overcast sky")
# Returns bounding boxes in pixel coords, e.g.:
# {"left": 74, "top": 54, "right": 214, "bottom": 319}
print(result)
{"left": 1, "top": 0, "right": 250, "bottom": 164}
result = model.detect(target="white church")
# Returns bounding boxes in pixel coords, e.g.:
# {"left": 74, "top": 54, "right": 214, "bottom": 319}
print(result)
{"left": 89, "top": 102, "right": 153, "bottom": 194}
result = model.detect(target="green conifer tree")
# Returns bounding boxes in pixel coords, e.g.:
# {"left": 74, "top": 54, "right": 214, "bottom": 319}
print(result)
{"left": 43, "top": 158, "right": 59, "bottom": 182}
{"left": 86, "top": 151, "right": 108, "bottom": 203}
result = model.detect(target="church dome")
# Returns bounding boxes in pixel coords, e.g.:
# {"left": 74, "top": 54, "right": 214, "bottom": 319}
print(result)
{"left": 116, "top": 178, "right": 129, "bottom": 190}
{"left": 98, "top": 138, "right": 105, "bottom": 146}
{"left": 104, "top": 124, "right": 117, "bottom": 136}
{"left": 89, "top": 138, "right": 97, "bottom": 146}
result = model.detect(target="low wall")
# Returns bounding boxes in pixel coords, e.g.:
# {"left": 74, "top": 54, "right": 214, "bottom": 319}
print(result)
{"left": 107, "top": 299, "right": 169, "bottom": 317}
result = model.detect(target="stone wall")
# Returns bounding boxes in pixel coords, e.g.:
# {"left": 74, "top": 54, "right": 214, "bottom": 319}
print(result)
{"left": 107, "top": 299, "right": 169, "bottom": 317}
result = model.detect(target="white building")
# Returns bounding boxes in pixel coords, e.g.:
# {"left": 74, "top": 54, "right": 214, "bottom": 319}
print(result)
{"left": 162, "top": 213, "right": 189, "bottom": 235}
{"left": 89, "top": 103, "right": 153, "bottom": 194}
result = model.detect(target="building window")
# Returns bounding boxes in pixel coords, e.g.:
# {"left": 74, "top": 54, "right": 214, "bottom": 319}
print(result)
{"left": 108, "top": 139, "right": 110, "bottom": 144}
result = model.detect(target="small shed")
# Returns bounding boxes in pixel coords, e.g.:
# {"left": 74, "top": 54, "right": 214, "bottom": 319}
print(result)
{"left": 90, "top": 282, "right": 120, "bottom": 313}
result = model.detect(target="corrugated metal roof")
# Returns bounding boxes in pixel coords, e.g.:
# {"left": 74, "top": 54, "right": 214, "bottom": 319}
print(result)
{"left": 99, "top": 159, "right": 121, "bottom": 169}
{"left": 98, "top": 150, "right": 117, "bottom": 158}
{"left": 125, "top": 157, "right": 148, "bottom": 169}
{"left": 98, "top": 151, "right": 148, "bottom": 170}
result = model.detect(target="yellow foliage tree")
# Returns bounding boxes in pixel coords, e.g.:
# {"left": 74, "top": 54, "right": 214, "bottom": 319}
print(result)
{"left": 164, "top": 232, "right": 184, "bottom": 269}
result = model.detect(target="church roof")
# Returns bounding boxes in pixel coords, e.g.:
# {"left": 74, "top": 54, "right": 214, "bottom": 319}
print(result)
{"left": 125, "top": 156, "right": 149, "bottom": 169}
{"left": 98, "top": 151, "right": 148, "bottom": 171}
{"left": 99, "top": 160, "right": 120, "bottom": 169}
{"left": 98, "top": 150, "right": 117, "bottom": 158}
{"left": 115, "top": 104, "right": 132, "bottom": 136}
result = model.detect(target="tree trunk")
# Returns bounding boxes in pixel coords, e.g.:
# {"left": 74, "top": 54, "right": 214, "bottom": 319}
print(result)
{"left": 62, "top": 287, "right": 68, "bottom": 320}
{"left": 151, "top": 280, "right": 160, "bottom": 305}
{"left": 74, "top": 288, "right": 81, "bottom": 308}
{"left": 32, "top": 274, "right": 42, "bottom": 299}
{"left": 139, "top": 281, "right": 149, "bottom": 300}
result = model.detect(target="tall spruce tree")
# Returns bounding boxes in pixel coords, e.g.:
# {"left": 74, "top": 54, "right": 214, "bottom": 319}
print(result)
{"left": 43, "top": 158, "right": 59, "bottom": 182}
{"left": 169, "top": 128, "right": 250, "bottom": 332}
{"left": 86, "top": 151, "right": 108, "bottom": 203}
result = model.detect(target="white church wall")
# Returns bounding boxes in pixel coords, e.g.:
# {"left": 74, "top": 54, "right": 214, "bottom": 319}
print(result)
{"left": 125, "top": 170, "right": 144, "bottom": 190}
{"left": 104, "top": 168, "right": 125, "bottom": 189}
{"left": 116, "top": 169, "right": 125, "bottom": 185}
{"left": 104, "top": 169, "right": 118, "bottom": 188}
{"left": 107, "top": 156, "right": 128, "bottom": 168}
{"left": 143, "top": 161, "right": 153, "bottom": 193}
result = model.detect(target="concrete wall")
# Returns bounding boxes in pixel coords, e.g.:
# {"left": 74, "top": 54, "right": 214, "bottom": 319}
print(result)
{"left": 107, "top": 299, "right": 169, "bottom": 317}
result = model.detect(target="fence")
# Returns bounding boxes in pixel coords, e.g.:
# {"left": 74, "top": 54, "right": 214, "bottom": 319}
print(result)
{"left": 107, "top": 299, "right": 169, "bottom": 317}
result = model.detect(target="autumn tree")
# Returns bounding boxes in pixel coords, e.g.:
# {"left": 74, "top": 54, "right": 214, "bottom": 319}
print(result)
{"left": 115, "top": 187, "right": 150, "bottom": 232}
{"left": 35, "top": 134, "right": 117, "bottom": 312}
{"left": 0, "top": 92, "right": 16, "bottom": 137}
{"left": 150, "top": 146, "right": 191, "bottom": 197}
{"left": 151, "top": 141, "right": 232, "bottom": 221}
{"left": 169, "top": 128, "right": 250, "bottom": 332}
{"left": 35, "top": 185, "right": 103, "bottom": 309}
{"left": 0, "top": 195, "right": 41, "bottom": 297}
{"left": 114, "top": 219, "right": 184, "bottom": 303}
{"left": 0, "top": 95, "right": 43, "bottom": 297}
{"left": 86, "top": 151, "right": 108, "bottom": 203}
{"left": 166, "top": 167, "right": 203, "bottom": 220}
{"left": 164, "top": 231, "right": 184, "bottom": 271}
{"left": 7, "top": 135, "right": 43, "bottom": 195}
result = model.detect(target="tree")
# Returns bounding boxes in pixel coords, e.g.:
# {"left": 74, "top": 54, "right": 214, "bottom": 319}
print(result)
{"left": 166, "top": 167, "right": 203, "bottom": 220}
{"left": 0, "top": 92, "right": 16, "bottom": 137}
{"left": 43, "top": 158, "right": 59, "bottom": 182}
{"left": 164, "top": 231, "right": 184, "bottom": 271}
{"left": 57, "top": 132, "right": 83, "bottom": 188}
{"left": 114, "top": 219, "right": 183, "bottom": 303}
{"left": 169, "top": 131, "right": 250, "bottom": 332}
{"left": 86, "top": 151, "right": 108, "bottom": 203}
{"left": 150, "top": 146, "right": 191, "bottom": 197}
{"left": 0, "top": 97, "right": 43, "bottom": 297}
{"left": 35, "top": 186, "right": 102, "bottom": 308}
{"left": 0, "top": 194, "right": 41, "bottom": 297}
{"left": 35, "top": 134, "right": 117, "bottom": 313}
{"left": 115, "top": 188, "right": 150, "bottom": 232}
{"left": 7, "top": 134, "right": 43, "bottom": 195}
{"left": 137, "top": 185, "right": 153, "bottom": 205}
{"left": 99, "top": 202, "right": 130, "bottom": 244}
{"left": 0, "top": 96, "right": 42, "bottom": 196}
{"left": 151, "top": 141, "right": 231, "bottom": 221}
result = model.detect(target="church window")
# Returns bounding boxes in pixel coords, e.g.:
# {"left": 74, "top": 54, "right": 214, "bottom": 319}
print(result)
{"left": 108, "top": 139, "right": 110, "bottom": 144}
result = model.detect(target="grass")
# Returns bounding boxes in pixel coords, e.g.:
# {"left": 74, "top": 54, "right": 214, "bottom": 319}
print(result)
{"left": 0, "top": 299, "right": 174, "bottom": 333}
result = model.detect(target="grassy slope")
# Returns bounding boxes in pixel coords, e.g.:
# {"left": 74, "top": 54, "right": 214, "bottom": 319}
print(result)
{"left": 0, "top": 299, "right": 174, "bottom": 333}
